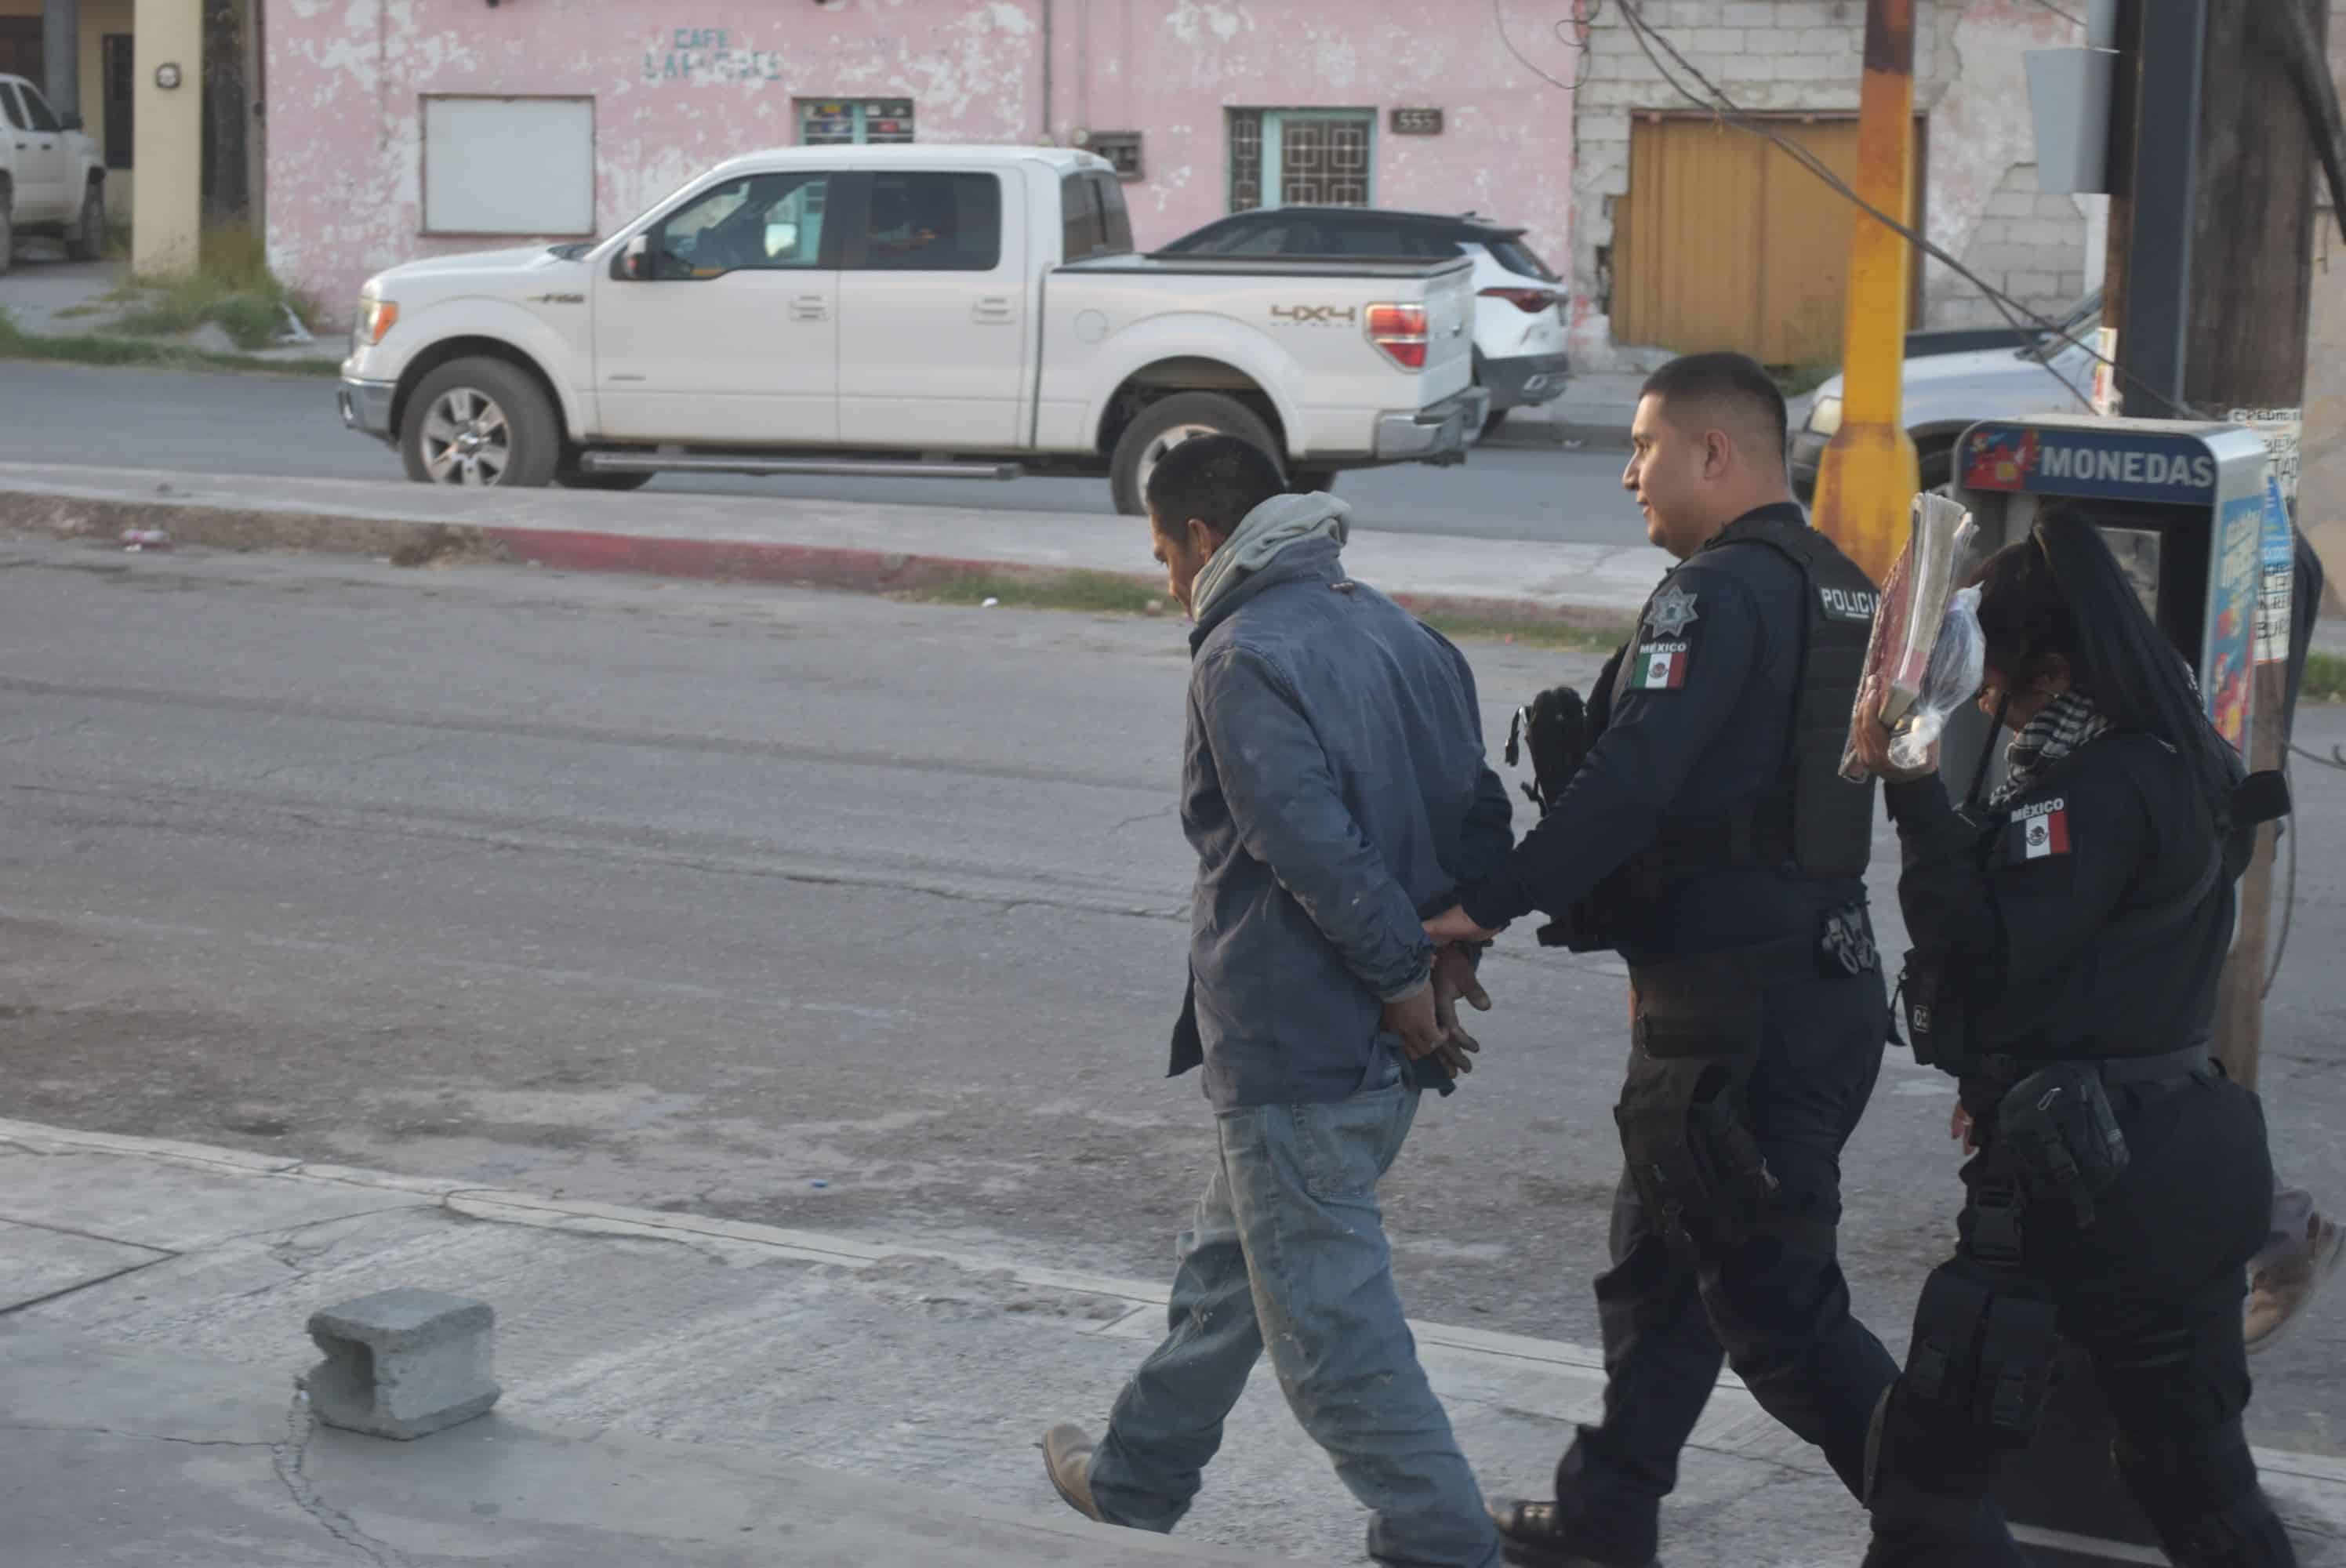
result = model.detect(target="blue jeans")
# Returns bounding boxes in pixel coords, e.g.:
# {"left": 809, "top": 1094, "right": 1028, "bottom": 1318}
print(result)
{"left": 1088, "top": 1061, "right": 1500, "bottom": 1568}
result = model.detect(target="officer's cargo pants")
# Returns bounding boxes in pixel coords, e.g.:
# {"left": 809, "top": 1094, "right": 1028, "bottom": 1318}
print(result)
{"left": 1865, "top": 1072, "right": 2293, "bottom": 1567}
{"left": 1555, "top": 968, "right": 1899, "bottom": 1559}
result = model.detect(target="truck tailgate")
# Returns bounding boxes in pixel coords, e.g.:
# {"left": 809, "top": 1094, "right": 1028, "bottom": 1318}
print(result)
{"left": 1418, "top": 264, "right": 1475, "bottom": 395}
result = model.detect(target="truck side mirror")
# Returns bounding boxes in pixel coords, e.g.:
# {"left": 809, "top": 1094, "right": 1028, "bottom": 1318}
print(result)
{"left": 618, "top": 234, "right": 652, "bottom": 281}
{"left": 59, "top": 112, "right": 82, "bottom": 132}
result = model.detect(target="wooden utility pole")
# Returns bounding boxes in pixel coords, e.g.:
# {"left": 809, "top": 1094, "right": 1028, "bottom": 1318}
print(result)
{"left": 1809, "top": 0, "right": 1918, "bottom": 586}
{"left": 2189, "top": 0, "right": 2326, "bottom": 1090}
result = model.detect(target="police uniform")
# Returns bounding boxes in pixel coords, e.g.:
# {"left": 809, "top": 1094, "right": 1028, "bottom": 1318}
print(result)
{"left": 1866, "top": 728, "right": 2293, "bottom": 1566}
{"left": 1458, "top": 502, "right": 1901, "bottom": 1566}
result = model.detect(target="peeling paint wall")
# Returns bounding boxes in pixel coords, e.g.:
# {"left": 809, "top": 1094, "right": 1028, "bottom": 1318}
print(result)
{"left": 1567, "top": 0, "right": 2087, "bottom": 365}
{"left": 267, "top": 0, "right": 1579, "bottom": 328}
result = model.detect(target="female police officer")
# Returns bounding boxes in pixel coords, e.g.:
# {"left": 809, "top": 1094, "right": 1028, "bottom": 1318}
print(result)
{"left": 1850, "top": 509, "right": 2293, "bottom": 1567}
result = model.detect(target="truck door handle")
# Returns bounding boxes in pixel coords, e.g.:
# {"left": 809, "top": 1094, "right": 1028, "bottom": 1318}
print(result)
{"left": 972, "top": 296, "right": 1015, "bottom": 325}
{"left": 789, "top": 294, "right": 829, "bottom": 322}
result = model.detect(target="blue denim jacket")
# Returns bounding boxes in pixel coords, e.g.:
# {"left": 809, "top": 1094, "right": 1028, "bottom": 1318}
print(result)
{"left": 1168, "top": 535, "right": 1513, "bottom": 1110}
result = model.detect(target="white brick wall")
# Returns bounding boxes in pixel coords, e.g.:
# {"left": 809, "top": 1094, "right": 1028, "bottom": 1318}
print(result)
{"left": 1930, "top": 163, "right": 2090, "bottom": 331}
{"left": 1568, "top": 0, "right": 2083, "bottom": 363}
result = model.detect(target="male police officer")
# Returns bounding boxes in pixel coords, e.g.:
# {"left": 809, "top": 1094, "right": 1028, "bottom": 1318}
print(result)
{"left": 1428, "top": 353, "right": 1900, "bottom": 1567}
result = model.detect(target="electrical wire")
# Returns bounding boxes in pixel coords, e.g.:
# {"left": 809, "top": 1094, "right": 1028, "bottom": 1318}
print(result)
{"left": 1601, "top": 0, "right": 2213, "bottom": 423}
{"left": 1495, "top": 0, "right": 1599, "bottom": 95}
{"left": 2027, "top": 0, "right": 2086, "bottom": 28}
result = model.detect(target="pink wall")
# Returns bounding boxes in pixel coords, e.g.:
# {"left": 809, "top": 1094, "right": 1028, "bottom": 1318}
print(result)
{"left": 266, "top": 0, "right": 1579, "bottom": 328}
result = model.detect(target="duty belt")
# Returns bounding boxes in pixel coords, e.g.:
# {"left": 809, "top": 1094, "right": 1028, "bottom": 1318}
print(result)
{"left": 1975, "top": 1042, "right": 2213, "bottom": 1092}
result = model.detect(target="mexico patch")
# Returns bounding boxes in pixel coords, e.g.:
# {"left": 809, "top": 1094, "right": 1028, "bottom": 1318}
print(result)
{"left": 2009, "top": 798, "right": 2071, "bottom": 859}
{"left": 1629, "top": 640, "right": 1689, "bottom": 691}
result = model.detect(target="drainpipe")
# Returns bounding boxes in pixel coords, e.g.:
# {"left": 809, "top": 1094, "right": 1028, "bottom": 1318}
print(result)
{"left": 41, "top": 0, "right": 78, "bottom": 122}
{"left": 1040, "top": 0, "right": 1053, "bottom": 145}
{"left": 1809, "top": 0, "right": 1919, "bottom": 587}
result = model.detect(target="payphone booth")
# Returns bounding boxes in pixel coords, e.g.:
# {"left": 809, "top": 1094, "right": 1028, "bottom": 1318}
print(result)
{"left": 1950, "top": 416, "right": 2272, "bottom": 764}
{"left": 1947, "top": 416, "right": 2274, "bottom": 1566}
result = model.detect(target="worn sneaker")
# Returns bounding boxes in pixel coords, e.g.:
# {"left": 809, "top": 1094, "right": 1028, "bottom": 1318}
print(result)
{"left": 2246, "top": 1214, "right": 2344, "bottom": 1354}
{"left": 1040, "top": 1422, "right": 1109, "bottom": 1523}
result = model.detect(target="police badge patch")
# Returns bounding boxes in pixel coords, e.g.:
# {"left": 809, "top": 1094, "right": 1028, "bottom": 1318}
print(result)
{"left": 1643, "top": 586, "right": 1700, "bottom": 639}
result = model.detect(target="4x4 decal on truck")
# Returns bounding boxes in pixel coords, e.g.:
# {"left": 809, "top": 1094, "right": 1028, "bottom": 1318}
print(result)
{"left": 1270, "top": 304, "right": 1357, "bottom": 326}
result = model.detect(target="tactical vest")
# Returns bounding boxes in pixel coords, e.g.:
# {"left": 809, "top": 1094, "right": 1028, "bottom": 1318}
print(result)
{"left": 1612, "top": 513, "right": 1880, "bottom": 882}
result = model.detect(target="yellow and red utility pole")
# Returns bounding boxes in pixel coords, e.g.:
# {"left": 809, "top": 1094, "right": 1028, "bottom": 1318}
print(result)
{"left": 1809, "top": 0, "right": 1919, "bottom": 586}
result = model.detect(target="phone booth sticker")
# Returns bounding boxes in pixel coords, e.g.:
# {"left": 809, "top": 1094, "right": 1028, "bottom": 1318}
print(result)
{"left": 2257, "top": 476, "right": 2294, "bottom": 666}
{"left": 1963, "top": 428, "right": 2040, "bottom": 491}
{"left": 1959, "top": 426, "right": 2218, "bottom": 502}
{"left": 2204, "top": 492, "right": 2262, "bottom": 756}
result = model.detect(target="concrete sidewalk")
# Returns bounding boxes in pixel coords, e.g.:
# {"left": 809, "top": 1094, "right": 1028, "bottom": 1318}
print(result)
{"left": 2, "top": 1116, "right": 2341, "bottom": 1568}
{"left": 0, "top": 460, "right": 1674, "bottom": 627}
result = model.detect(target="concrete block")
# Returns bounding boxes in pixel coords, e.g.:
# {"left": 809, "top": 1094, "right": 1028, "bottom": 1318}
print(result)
{"left": 304, "top": 1288, "right": 500, "bottom": 1441}
{"left": 1689, "top": 27, "right": 1745, "bottom": 55}
{"left": 1724, "top": 2, "right": 1777, "bottom": 27}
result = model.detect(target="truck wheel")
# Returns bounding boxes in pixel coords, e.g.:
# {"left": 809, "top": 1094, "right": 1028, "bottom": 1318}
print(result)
{"left": 401, "top": 358, "right": 561, "bottom": 488}
{"left": 1289, "top": 468, "right": 1339, "bottom": 495}
{"left": 64, "top": 183, "right": 103, "bottom": 262}
{"left": 1109, "top": 393, "right": 1279, "bottom": 517}
{"left": 0, "top": 191, "right": 14, "bottom": 279}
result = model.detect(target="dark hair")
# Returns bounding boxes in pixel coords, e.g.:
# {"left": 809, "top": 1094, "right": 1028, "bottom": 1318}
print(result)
{"left": 1971, "top": 504, "right": 2244, "bottom": 816}
{"left": 1640, "top": 351, "right": 1789, "bottom": 456}
{"left": 1971, "top": 531, "right": 2086, "bottom": 695}
{"left": 1144, "top": 434, "right": 1287, "bottom": 536}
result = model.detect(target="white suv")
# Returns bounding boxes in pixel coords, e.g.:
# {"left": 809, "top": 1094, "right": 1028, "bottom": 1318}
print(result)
{"left": 1157, "top": 207, "right": 1569, "bottom": 434}
{"left": 0, "top": 74, "right": 105, "bottom": 271}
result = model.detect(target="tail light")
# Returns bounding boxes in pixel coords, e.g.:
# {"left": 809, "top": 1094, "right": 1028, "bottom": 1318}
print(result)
{"left": 1479, "top": 286, "right": 1559, "bottom": 314}
{"left": 1367, "top": 303, "right": 1428, "bottom": 370}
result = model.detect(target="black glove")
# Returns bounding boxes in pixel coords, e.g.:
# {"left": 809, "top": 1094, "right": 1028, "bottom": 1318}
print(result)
{"left": 1506, "top": 684, "right": 1591, "bottom": 814}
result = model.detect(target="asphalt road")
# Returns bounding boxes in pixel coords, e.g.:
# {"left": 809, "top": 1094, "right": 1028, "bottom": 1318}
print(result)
{"left": 0, "top": 361, "right": 1637, "bottom": 543}
{"left": 2, "top": 539, "right": 2342, "bottom": 1453}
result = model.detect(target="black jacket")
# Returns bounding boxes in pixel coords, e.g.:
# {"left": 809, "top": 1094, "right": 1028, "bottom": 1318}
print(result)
{"left": 1886, "top": 728, "right": 2232, "bottom": 1070}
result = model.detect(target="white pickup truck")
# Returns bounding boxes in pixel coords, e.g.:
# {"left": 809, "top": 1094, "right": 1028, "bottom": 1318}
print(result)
{"left": 0, "top": 74, "right": 106, "bottom": 272}
{"left": 338, "top": 145, "right": 1485, "bottom": 513}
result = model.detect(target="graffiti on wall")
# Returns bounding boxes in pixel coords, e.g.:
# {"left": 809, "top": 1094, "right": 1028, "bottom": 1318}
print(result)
{"left": 645, "top": 29, "right": 783, "bottom": 84}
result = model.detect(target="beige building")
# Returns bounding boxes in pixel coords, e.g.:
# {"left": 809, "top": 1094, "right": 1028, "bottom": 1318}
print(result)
{"left": 0, "top": 0, "right": 228, "bottom": 277}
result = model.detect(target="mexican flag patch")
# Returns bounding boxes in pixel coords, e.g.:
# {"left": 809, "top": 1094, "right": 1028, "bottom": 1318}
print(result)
{"left": 1629, "top": 641, "right": 1689, "bottom": 691}
{"left": 2010, "top": 799, "right": 2070, "bottom": 859}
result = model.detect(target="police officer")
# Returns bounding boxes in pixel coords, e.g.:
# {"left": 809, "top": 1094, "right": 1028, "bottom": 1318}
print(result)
{"left": 1850, "top": 511, "right": 2294, "bottom": 1566}
{"left": 1427, "top": 351, "right": 1900, "bottom": 1566}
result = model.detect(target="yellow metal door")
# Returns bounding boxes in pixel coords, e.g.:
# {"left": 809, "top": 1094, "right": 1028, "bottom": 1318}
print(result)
{"left": 1613, "top": 116, "right": 1923, "bottom": 366}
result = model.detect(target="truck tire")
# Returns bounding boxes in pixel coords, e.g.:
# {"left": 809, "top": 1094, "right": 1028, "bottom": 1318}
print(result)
{"left": 0, "top": 188, "right": 14, "bottom": 279}
{"left": 1109, "top": 392, "right": 1280, "bottom": 517}
{"left": 1289, "top": 467, "right": 1339, "bottom": 495}
{"left": 64, "top": 183, "right": 102, "bottom": 262}
{"left": 401, "top": 358, "right": 561, "bottom": 488}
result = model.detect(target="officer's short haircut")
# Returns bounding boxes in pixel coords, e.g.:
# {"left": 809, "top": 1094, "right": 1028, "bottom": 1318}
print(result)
{"left": 1641, "top": 352, "right": 1789, "bottom": 463}
{"left": 1146, "top": 434, "right": 1287, "bottom": 538}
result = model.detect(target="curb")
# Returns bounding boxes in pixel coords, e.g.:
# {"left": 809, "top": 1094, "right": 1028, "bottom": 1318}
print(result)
{"left": 0, "top": 484, "right": 1642, "bottom": 637}
{"left": 4, "top": 1112, "right": 2344, "bottom": 1500}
